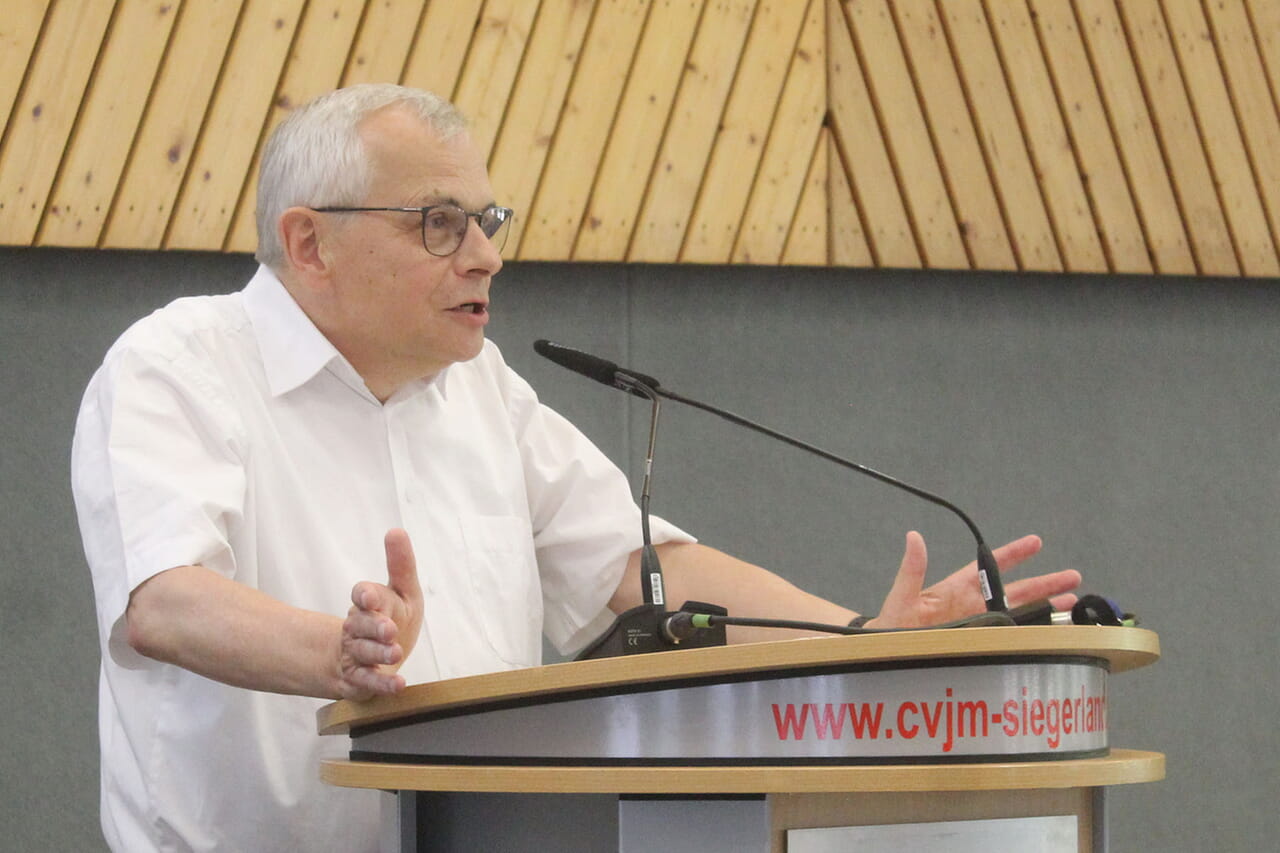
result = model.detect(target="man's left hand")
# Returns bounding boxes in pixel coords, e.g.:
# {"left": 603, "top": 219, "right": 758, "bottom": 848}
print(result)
{"left": 867, "top": 532, "right": 1081, "bottom": 629}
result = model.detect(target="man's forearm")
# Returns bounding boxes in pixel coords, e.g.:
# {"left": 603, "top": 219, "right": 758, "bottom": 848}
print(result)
{"left": 611, "top": 543, "right": 858, "bottom": 644}
{"left": 126, "top": 565, "right": 346, "bottom": 698}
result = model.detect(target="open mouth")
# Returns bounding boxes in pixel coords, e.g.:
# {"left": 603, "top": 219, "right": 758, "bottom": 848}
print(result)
{"left": 451, "top": 302, "right": 488, "bottom": 315}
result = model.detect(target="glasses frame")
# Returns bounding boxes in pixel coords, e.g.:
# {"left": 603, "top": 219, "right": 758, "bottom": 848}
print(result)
{"left": 310, "top": 203, "right": 514, "bottom": 257}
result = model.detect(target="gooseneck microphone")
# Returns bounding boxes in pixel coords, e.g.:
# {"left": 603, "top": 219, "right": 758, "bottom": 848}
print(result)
{"left": 534, "top": 339, "right": 1010, "bottom": 615}
{"left": 560, "top": 356, "right": 731, "bottom": 661}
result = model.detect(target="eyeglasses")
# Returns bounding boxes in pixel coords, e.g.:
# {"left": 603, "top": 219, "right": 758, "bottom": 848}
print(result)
{"left": 311, "top": 203, "right": 514, "bottom": 256}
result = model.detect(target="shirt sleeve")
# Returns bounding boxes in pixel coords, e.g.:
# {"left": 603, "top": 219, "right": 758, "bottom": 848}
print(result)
{"left": 499, "top": 359, "right": 695, "bottom": 655}
{"left": 72, "top": 341, "right": 246, "bottom": 668}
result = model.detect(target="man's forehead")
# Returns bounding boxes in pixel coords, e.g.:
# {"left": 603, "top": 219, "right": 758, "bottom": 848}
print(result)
{"left": 360, "top": 111, "right": 495, "bottom": 205}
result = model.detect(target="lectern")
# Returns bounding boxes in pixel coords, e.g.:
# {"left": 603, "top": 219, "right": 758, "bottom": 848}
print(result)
{"left": 318, "top": 625, "right": 1161, "bottom": 852}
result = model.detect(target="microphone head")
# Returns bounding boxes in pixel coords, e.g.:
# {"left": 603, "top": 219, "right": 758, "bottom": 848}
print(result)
{"left": 533, "top": 340, "right": 661, "bottom": 390}
{"left": 534, "top": 339, "right": 620, "bottom": 386}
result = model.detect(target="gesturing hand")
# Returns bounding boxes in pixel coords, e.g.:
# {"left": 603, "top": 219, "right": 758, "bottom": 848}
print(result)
{"left": 337, "top": 529, "right": 424, "bottom": 701}
{"left": 867, "top": 531, "right": 1082, "bottom": 630}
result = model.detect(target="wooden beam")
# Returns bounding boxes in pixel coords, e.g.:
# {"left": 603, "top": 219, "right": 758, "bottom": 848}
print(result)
{"left": 39, "top": 0, "right": 183, "bottom": 247}
{"left": 628, "top": 0, "right": 758, "bottom": 262}
{"left": 573, "top": 0, "right": 704, "bottom": 262}
{"left": 518, "top": 0, "right": 650, "bottom": 260}
{"left": 827, "top": 0, "right": 919, "bottom": 268}
{"left": 487, "top": 0, "right": 595, "bottom": 258}
{"left": 894, "top": 0, "right": 1015, "bottom": 270}
{"left": 164, "top": 0, "right": 304, "bottom": 251}
{"left": 940, "top": 0, "right": 1061, "bottom": 272}
{"left": 103, "top": 0, "right": 244, "bottom": 249}
{"left": 0, "top": 0, "right": 114, "bottom": 246}
{"left": 1075, "top": 0, "right": 1194, "bottom": 275}
{"left": 1163, "top": 0, "right": 1278, "bottom": 275}
{"left": 734, "top": 0, "right": 826, "bottom": 265}
{"left": 681, "top": 0, "right": 812, "bottom": 263}
{"left": 846, "top": 0, "right": 967, "bottom": 270}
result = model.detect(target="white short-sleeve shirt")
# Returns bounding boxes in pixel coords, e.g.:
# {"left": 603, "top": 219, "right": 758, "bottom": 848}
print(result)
{"left": 71, "top": 265, "right": 692, "bottom": 853}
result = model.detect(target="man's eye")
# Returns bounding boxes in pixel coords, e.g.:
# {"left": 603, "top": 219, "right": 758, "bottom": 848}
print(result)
{"left": 424, "top": 211, "right": 457, "bottom": 231}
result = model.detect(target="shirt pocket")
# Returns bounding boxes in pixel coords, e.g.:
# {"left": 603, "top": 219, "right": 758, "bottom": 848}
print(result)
{"left": 459, "top": 514, "right": 542, "bottom": 667}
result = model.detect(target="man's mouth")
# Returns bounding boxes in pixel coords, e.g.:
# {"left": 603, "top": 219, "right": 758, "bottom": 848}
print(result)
{"left": 451, "top": 301, "right": 488, "bottom": 315}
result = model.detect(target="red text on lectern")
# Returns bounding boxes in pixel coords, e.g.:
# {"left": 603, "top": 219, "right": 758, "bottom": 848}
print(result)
{"left": 771, "top": 685, "right": 1107, "bottom": 753}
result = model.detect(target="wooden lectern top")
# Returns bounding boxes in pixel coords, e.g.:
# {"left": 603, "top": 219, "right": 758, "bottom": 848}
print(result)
{"left": 318, "top": 625, "right": 1159, "bottom": 736}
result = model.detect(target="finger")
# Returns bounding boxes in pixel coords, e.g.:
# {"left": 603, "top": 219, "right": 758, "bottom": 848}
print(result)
{"left": 883, "top": 531, "right": 929, "bottom": 606}
{"left": 351, "top": 580, "right": 392, "bottom": 614}
{"left": 341, "top": 667, "right": 405, "bottom": 700}
{"left": 1048, "top": 593, "right": 1079, "bottom": 611}
{"left": 344, "top": 607, "right": 397, "bottom": 642}
{"left": 343, "top": 636, "right": 403, "bottom": 667}
{"left": 1004, "top": 569, "right": 1083, "bottom": 606}
{"left": 992, "top": 535, "right": 1044, "bottom": 573}
{"left": 384, "top": 528, "right": 422, "bottom": 601}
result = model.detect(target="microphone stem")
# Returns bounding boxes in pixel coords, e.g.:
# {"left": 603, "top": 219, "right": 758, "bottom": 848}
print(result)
{"left": 639, "top": 393, "right": 661, "bottom": 547}
{"left": 656, "top": 387, "right": 1008, "bottom": 612}
{"left": 622, "top": 376, "right": 665, "bottom": 606}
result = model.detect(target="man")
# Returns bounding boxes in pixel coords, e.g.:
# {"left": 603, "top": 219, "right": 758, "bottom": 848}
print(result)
{"left": 72, "top": 84, "right": 1079, "bottom": 852}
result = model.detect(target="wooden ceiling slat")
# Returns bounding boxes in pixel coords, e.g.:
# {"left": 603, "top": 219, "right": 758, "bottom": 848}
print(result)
{"left": 3, "top": 0, "right": 1278, "bottom": 275}
{"left": 0, "top": 0, "right": 52, "bottom": 137}
{"left": 845, "top": 0, "right": 967, "bottom": 270}
{"left": 1029, "top": 0, "right": 1150, "bottom": 274}
{"left": 518, "top": 0, "right": 649, "bottom": 260}
{"left": 1075, "top": 0, "right": 1194, "bottom": 275}
{"left": 452, "top": 0, "right": 542, "bottom": 160}
{"left": 487, "top": 0, "right": 594, "bottom": 258}
{"left": 987, "top": 0, "right": 1106, "bottom": 273}
{"left": 628, "top": 0, "right": 758, "bottom": 262}
{"left": 102, "top": 0, "right": 244, "bottom": 250}
{"left": 1205, "top": 0, "right": 1280, "bottom": 267}
{"left": 0, "top": 0, "right": 115, "bottom": 246}
{"left": 893, "top": 0, "right": 1015, "bottom": 271}
{"left": 1163, "top": 0, "right": 1279, "bottom": 276}
{"left": 828, "top": 128, "right": 874, "bottom": 267}
{"left": 732, "top": 0, "right": 825, "bottom": 265}
{"left": 163, "top": 0, "right": 304, "bottom": 250}
{"left": 1117, "top": 0, "right": 1237, "bottom": 276}
{"left": 826, "top": 0, "right": 919, "bottom": 268}
{"left": 1247, "top": 0, "right": 1280, "bottom": 103}
{"left": 780, "top": 125, "right": 829, "bottom": 266}
{"left": 573, "top": 0, "right": 704, "bottom": 262}
{"left": 940, "top": 0, "right": 1061, "bottom": 272}
{"left": 223, "top": 0, "right": 367, "bottom": 254}
{"left": 341, "top": 0, "right": 429, "bottom": 86}
{"left": 39, "top": 0, "right": 182, "bottom": 248}
{"left": 400, "top": 0, "right": 484, "bottom": 101}
{"left": 681, "top": 0, "right": 812, "bottom": 264}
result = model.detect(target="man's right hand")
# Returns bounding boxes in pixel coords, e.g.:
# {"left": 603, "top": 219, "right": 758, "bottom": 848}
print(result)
{"left": 338, "top": 528, "right": 424, "bottom": 700}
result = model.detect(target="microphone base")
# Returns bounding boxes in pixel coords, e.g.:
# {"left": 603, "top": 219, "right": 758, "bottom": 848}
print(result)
{"left": 575, "top": 602, "right": 728, "bottom": 661}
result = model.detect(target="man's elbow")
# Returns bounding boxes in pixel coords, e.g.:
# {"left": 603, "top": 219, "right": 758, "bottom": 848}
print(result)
{"left": 124, "top": 570, "right": 186, "bottom": 661}
{"left": 125, "top": 589, "right": 164, "bottom": 660}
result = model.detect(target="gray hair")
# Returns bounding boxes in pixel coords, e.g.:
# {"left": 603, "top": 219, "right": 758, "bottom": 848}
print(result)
{"left": 254, "top": 84, "right": 468, "bottom": 269}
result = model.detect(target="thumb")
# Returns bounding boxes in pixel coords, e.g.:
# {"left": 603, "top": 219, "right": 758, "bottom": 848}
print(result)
{"left": 384, "top": 528, "right": 422, "bottom": 602}
{"left": 882, "top": 531, "right": 928, "bottom": 612}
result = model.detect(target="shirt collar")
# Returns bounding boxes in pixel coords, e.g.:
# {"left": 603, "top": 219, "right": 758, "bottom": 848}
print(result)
{"left": 242, "top": 265, "right": 360, "bottom": 398}
{"left": 241, "top": 265, "right": 451, "bottom": 403}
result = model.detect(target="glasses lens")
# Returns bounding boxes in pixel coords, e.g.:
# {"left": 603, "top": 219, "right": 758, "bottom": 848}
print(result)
{"left": 420, "top": 205, "right": 514, "bottom": 255}
{"left": 421, "top": 205, "right": 468, "bottom": 256}
{"left": 482, "top": 207, "right": 513, "bottom": 252}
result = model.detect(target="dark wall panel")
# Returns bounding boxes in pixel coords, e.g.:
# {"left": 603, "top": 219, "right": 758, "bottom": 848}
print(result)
{"left": 2, "top": 248, "right": 1275, "bottom": 851}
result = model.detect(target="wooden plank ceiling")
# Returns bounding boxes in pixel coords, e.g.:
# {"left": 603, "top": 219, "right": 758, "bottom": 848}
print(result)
{"left": 1, "top": 0, "right": 1278, "bottom": 276}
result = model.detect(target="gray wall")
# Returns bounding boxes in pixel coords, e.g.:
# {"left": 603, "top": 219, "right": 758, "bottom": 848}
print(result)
{"left": 3, "top": 246, "right": 1276, "bottom": 850}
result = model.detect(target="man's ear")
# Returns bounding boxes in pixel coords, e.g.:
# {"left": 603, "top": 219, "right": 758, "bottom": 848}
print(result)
{"left": 278, "top": 207, "right": 330, "bottom": 277}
